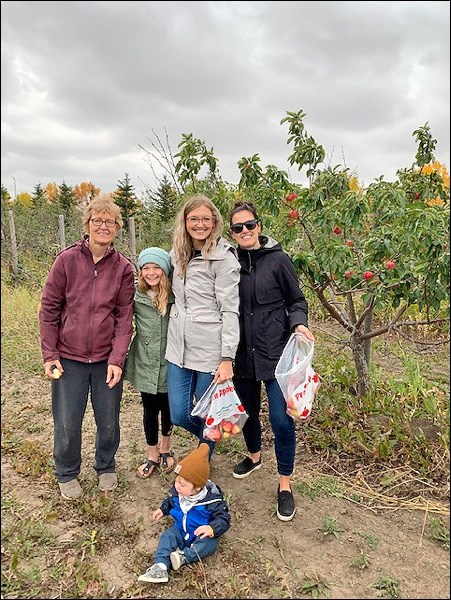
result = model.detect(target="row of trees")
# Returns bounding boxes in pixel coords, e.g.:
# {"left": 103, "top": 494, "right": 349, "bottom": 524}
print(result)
{"left": 2, "top": 112, "right": 449, "bottom": 396}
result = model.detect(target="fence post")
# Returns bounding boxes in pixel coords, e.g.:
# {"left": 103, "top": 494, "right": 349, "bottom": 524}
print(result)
{"left": 7, "top": 210, "right": 19, "bottom": 278}
{"left": 128, "top": 216, "right": 137, "bottom": 269}
{"left": 58, "top": 215, "right": 66, "bottom": 250}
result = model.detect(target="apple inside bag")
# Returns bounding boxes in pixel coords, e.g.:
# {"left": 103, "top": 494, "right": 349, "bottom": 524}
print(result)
{"left": 286, "top": 365, "right": 321, "bottom": 421}
{"left": 191, "top": 379, "right": 248, "bottom": 442}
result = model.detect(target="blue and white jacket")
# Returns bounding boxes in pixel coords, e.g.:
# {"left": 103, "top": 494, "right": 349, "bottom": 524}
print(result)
{"left": 160, "top": 480, "right": 231, "bottom": 544}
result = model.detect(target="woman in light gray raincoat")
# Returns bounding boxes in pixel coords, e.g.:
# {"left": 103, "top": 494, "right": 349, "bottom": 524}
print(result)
{"left": 165, "top": 194, "right": 240, "bottom": 456}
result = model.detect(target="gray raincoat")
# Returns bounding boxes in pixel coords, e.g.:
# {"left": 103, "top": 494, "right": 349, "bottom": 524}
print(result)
{"left": 165, "top": 238, "right": 240, "bottom": 372}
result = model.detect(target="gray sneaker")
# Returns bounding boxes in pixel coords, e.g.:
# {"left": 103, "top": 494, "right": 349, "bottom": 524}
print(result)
{"left": 58, "top": 479, "right": 82, "bottom": 500}
{"left": 98, "top": 472, "right": 118, "bottom": 492}
{"left": 170, "top": 548, "right": 186, "bottom": 570}
{"left": 138, "top": 564, "right": 169, "bottom": 583}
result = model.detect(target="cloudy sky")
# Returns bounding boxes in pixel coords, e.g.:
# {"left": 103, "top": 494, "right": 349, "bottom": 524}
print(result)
{"left": 1, "top": 1, "right": 449, "bottom": 199}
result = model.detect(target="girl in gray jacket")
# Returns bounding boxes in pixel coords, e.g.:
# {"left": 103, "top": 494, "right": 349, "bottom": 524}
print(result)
{"left": 165, "top": 195, "right": 241, "bottom": 456}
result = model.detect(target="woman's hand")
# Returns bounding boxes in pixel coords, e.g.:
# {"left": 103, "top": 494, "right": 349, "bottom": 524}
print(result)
{"left": 106, "top": 364, "right": 123, "bottom": 388}
{"left": 44, "top": 360, "right": 63, "bottom": 379}
{"left": 294, "top": 324, "right": 315, "bottom": 342}
{"left": 214, "top": 359, "right": 234, "bottom": 383}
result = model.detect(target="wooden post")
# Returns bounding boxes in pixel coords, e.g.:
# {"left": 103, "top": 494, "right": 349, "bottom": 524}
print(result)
{"left": 58, "top": 215, "right": 66, "bottom": 249}
{"left": 8, "top": 210, "right": 19, "bottom": 278}
{"left": 128, "top": 216, "right": 137, "bottom": 270}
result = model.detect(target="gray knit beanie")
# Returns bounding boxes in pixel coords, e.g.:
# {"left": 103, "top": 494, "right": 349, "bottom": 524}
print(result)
{"left": 138, "top": 247, "right": 171, "bottom": 275}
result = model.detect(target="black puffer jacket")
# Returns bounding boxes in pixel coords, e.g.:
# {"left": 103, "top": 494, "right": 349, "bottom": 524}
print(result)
{"left": 234, "top": 235, "right": 308, "bottom": 381}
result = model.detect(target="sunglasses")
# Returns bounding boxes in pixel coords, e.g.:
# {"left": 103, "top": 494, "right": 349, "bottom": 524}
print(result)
{"left": 230, "top": 219, "right": 259, "bottom": 234}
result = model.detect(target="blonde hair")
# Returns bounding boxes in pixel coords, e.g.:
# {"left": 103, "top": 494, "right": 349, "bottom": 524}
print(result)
{"left": 172, "top": 194, "right": 223, "bottom": 277}
{"left": 137, "top": 269, "right": 171, "bottom": 316}
{"left": 82, "top": 193, "right": 123, "bottom": 233}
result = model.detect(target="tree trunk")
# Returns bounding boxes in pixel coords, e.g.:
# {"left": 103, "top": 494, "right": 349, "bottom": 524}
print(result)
{"left": 350, "top": 335, "right": 371, "bottom": 396}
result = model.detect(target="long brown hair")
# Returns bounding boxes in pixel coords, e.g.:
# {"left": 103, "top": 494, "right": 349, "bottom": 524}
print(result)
{"left": 172, "top": 194, "right": 224, "bottom": 277}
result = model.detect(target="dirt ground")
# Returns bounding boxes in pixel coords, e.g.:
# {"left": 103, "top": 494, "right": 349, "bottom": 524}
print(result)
{"left": 1, "top": 358, "right": 450, "bottom": 600}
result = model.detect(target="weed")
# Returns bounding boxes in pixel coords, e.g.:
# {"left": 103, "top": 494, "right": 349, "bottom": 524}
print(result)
{"left": 371, "top": 575, "right": 400, "bottom": 598}
{"left": 349, "top": 548, "right": 371, "bottom": 569}
{"left": 299, "top": 573, "right": 331, "bottom": 598}
{"left": 294, "top": 475, "right": 345, "bottom": 500}
{"left": 68, "top": 560, "right": 107, "bottom": 599}
{"left": 322, "top": 515, "right": 344, "bottom": 539}
{"left": 75, "top": 528, "right": 101, "bottom": 556}
{"left": 428, "top": 517, "right": 450, "bottom": 550}
{"left": 353, "top": 530, "right": 379, "bottom": 550}
{"left": 10, "top": 438, "right": 53, "bottom": 478}
{"left": 79, "top": 493, "right": 116, "bottom": 522}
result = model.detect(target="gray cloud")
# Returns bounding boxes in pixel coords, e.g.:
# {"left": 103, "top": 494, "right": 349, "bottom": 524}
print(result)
{"left": 1, "top": 0, "right": 449, "bottom": 197}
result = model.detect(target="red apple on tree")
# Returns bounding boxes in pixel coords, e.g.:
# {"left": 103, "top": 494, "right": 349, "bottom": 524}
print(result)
{"left": 385, "top": 260, "right": 396, "bottom": 269}
{"left": 286, "top": 192, "right": 298, "bottom": 202}
{"left": 345, "top": 240, "right": 354, "bottom": 247}
{"left": 344, "top": 270, "right": 353, "bottom": 279}
{"left": 333, "top": 226, "right": 342, "bottom": 235}
{"left": 290, "top": 209, "right": 299, "bottom": 219}
{"left": 363, "top": 271, "right": 374, "bottom": 280}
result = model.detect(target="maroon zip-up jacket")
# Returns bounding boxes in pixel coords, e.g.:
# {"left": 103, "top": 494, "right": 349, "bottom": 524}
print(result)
{"left": 39, "top": 239, "right": 134, "bottom": 369}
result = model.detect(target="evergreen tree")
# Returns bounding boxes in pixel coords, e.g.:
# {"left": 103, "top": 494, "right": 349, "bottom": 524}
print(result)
{"left": 31, "top": 183, "right": 47, "bottom": 209}
{"left": 1, "top": 184, "right": 12, "bottom": 204}
{"left": 56, "top": 181, "right": 76, "bottom": 216}
{"left": 149, "top": 175, "right": 177, "bottom": 222}
{"left": 113, "top": 173, "right": 140, "bottom": 229}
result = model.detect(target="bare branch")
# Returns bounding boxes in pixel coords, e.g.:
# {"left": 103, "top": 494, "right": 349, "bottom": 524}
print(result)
{"left": 314, "top": 285, "right": 354, "bottom": 332}
{"left": 360, "top": 305, "right": 407, "bottom": 340}
{"left": 355, "top": 295, "right": 376, "bottom": 330}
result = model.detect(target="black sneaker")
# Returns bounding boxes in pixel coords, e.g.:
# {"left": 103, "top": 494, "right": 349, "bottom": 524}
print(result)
{"left": 232, "top": 456, "right": 262, "bottom": 479}
{"left": 277, "top": 486, "right": 296, "bottom": 521}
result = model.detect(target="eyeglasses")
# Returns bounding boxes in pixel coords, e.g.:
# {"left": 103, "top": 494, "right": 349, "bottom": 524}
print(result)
{"left": 186, "top": 216, "right": 214, "bottom": 225}
{"left": 90, "top": 218, "right": 117, "bottom": 228}
{"left": 230, "top": 219, "right": 259, "bottom": 234}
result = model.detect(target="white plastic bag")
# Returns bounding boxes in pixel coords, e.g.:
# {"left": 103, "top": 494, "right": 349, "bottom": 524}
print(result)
{"left": 275, "top": 333, "right": 320, "bottom": 421}
{"left": 191, "top": 379, "right": 248, "bottom": 442}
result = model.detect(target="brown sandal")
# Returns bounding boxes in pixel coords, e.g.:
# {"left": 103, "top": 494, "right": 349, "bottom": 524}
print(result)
{"left": 159, "top": 452, "right": 175, "bottom": 473}
{"left": 136, "top": 459, "right": 159, "bottom": 479}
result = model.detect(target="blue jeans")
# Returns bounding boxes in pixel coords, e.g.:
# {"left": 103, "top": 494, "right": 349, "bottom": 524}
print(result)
{"left": 52, "top": 358, "right": 122, "bottom": 482}
{"left": 167, "top": 362, "right": 215, "bottom": 455}
{"left": 154, "top": 524, "right": 219, "bottom": 570}
{"left": 234, "top": 377, "right": 296, "bottom": 476}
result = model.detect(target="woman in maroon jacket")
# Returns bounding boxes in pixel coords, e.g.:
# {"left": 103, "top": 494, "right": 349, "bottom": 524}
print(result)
{"left": 39, "top": 194, "right": 134, "bottom": 500}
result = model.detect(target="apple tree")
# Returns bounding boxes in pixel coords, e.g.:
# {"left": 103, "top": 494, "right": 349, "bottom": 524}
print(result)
{"left": 237, "top": 111, "right": 449, "bottom": 396}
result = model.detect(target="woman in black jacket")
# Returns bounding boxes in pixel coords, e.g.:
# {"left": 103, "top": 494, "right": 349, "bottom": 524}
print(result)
{"left": 229, "top": 201, "right": 315, "bottom": 522}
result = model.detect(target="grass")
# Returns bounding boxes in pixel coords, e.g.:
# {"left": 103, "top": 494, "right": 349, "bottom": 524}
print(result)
{"left": 1, "top": 278, "right": 450, "bottom": 599}
{"left": 428, "top": 516, "right": 450, "bottom": 550}
{"left": 321, "top": 515, "right": 345, "bottom": 539}
{"left": 371, "top": 575, "right": 400, "bottom": 598}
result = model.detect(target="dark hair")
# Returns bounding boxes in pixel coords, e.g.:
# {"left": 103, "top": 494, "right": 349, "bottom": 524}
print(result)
{"left": 229, "top": 201, "right": 259, "bottom": 225}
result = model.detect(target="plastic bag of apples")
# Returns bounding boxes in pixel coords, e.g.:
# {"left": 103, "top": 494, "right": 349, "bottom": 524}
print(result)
{"left": 191, "top": 379, "right": 248, "bottom": 442}
{"left": 275, "top": 333, "right": 321, "bottom": 421}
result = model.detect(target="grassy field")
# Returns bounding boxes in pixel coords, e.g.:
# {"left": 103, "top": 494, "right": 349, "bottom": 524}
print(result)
{"left": 1, "top": 280, "right": 449, "bottom": 599}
